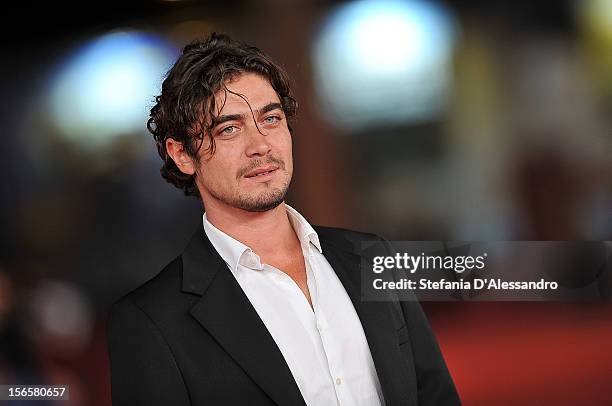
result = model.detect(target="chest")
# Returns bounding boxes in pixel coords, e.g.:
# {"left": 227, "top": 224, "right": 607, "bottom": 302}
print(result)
{"left": 265, "top": 251, "right": 310, "bottom": 298}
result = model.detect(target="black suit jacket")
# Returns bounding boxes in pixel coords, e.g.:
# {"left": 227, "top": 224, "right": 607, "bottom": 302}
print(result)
{"left": 107, "top": 225, "right": 460, "bottom": 405}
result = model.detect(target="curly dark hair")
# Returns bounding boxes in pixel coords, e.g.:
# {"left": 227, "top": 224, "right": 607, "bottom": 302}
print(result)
{"left": 147, "top": 32, "right": 298, "bottom": 198}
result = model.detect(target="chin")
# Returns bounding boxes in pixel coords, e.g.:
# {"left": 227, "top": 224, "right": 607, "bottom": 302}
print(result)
{"left": 244, "top": 200, "right": 284, "bottom": 213}
{"left": 237, "top": 186, "right": 288, "bottom": 212}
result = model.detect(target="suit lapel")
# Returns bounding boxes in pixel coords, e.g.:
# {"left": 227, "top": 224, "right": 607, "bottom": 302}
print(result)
{"left": 181, "top": 226, "right": 306, "bottom": 406}
{"left": 318, "top": 232, "right": 417, "bottom": 406}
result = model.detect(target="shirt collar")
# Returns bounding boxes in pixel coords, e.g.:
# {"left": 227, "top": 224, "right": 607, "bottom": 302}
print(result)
{"left": 202, "top": 212, "right": 260, "bottom": 272}
{"left": 202, "top": 204, "right": 322, "bottom": 272}
{"left": 284, "top": 204, "right": 322, "bottom": 254}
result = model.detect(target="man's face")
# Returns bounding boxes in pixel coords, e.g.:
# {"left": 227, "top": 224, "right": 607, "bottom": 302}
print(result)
{"left": 193, "top": 73, "right": 293, "bottom": 212}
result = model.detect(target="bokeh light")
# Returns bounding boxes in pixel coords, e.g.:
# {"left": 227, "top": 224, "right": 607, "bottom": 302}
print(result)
{"left": 48, "top": 31, "right": 177, "bottom": 147}
{"left": 312, "top": 0, "right": 458, "bottom": 132}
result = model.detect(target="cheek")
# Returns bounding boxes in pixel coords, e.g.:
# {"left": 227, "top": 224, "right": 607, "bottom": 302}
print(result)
{"left": 277, "top": 130, "right": 293, "bottom": 157}
{"left": 285, "top": 136, "right": 294, "bottom": 168}
{"left": 200, "top": 149, "right": 243, "bottom": 180}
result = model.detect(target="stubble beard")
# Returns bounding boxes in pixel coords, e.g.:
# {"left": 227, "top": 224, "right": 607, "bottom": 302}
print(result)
{"left": 232, "top": 178, "right": 289, "bottom": 212}
{"left": 201, "top": 158, "right": 292, "bottom": 213}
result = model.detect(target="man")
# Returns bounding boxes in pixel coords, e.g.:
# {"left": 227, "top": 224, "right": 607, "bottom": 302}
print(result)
{"left": 107, "top": 33, "right": 460, "bottom": 406}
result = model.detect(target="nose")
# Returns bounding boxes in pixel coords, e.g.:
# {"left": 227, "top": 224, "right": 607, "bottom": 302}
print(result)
{"left": 244, "top": 125, "right": 272, "bottom": 157}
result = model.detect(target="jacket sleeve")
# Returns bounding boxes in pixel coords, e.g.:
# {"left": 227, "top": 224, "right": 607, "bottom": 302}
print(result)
{"left": 378, "top": 237, "right": 461, "bottom": 406}
{"left": 107, "top": 297, "right": 191, "bottom": 406}
{"left": 399, "top": 299, "right": 461, "bottom": 405}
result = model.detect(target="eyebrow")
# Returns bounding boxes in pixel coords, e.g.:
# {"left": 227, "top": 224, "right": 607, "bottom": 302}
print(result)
{"left": 213, "top": 102, "right": 283, "bottom": 126}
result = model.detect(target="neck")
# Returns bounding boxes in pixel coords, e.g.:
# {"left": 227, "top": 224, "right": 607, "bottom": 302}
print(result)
{"left": 204, "top": 201, "right": 298, "bottom": 256}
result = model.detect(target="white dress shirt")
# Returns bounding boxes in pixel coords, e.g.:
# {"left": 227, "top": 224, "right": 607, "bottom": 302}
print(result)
{"left": 202, "top": 204, "right": 385, "bottom": 406}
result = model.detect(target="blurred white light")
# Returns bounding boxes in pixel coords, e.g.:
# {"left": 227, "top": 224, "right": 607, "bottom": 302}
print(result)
{"left": 48, "top": 31, "right": 177, "bottom": 147}
{"left": 313, "top": 0, "right": 458, "bottom": 131}
{"left": 29, "top": 280, "right": 93, "bottom": 355}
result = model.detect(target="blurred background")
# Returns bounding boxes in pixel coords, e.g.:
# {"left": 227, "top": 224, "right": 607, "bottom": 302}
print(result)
{"left": 1, "top": 0, "right": 611, "bottom": 404}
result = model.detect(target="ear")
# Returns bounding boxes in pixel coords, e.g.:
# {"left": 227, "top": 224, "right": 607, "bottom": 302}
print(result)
{"left": 166, "top": 138, "right": 196, "bottom": 175}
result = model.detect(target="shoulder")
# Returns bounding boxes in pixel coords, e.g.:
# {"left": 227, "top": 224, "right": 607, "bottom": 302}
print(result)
{"left": 109, "top": 256, "right": 193, "bottom": 323}
{"left": 313, "top": 225, "right": 385, "bottom": 250}
{"left": 313, "top": 225, "right": 397, "bottom": 261}
{"left": 314, "top": 224, "right": 382, "bottom": 240}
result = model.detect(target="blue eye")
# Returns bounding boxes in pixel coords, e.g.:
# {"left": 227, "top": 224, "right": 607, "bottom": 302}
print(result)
{"left": 264, "top": 116, "right": 280, "bottom": 124}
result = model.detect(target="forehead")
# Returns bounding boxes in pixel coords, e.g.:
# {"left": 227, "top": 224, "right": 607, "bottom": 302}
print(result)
{"left": 214, "top": 73, "right": 280, "bottom": 115}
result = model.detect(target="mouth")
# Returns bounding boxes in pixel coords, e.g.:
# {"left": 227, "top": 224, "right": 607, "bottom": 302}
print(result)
{"left": 244, "top": 165, "right": 279, "bottom": 181}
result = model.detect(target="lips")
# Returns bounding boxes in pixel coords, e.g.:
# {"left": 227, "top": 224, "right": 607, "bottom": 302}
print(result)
{"left": 244, "top": 165, "right": 279, "bottom": 178}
